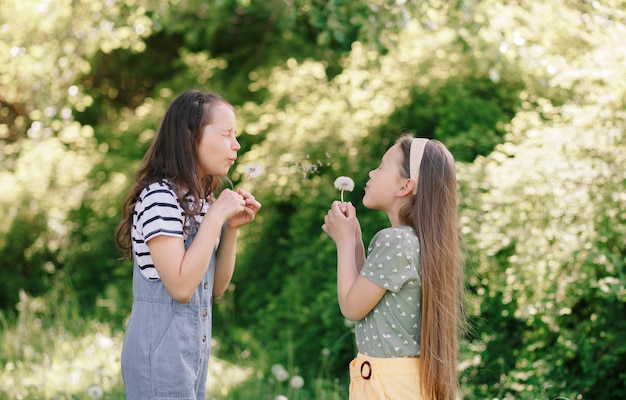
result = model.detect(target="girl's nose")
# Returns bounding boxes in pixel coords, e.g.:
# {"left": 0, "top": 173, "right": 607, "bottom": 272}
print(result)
{"left": 232, "top": 137, "right": 241, "bottom": 150}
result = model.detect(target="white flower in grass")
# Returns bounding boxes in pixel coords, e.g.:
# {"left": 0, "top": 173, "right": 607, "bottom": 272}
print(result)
{"left": 87, "top": 384, "right": 104, "bottom": 399}
{"left": 290, "top": 375, "right": 304, "bottom": 389}
{"left": 275, "top": 396, "right": 288, "bottom": 400}
{"left": 271, "top": 363, "right": 289, "bottom": 382}
{"left": 244, "top": 163, "right": 264, "bottom": 178}
{"left": 334, "top": 176, "right": 355, "bottom": 202}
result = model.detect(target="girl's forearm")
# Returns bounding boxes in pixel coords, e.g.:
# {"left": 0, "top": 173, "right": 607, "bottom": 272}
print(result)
{"left": 213, "top": 225, "right": 238, "bottom": 297}
{"left": 354, "top": 218, "right": 365, "bottom": 272}
{"left": 336, "top": 238, "right": 358, "bottom": 313}
{"left": 355, "top": 238, "right": 366, "bottom": 273}
{"left": 155, "top": 212, "right": 223, "bottom": 303}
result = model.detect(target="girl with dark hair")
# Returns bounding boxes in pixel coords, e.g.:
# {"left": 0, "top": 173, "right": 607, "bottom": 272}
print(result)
{"left": 322, "top": 135, "right": 464, "bottom": 399}
{"left": 115, "top": 89, "right": 261, "bottom": 399}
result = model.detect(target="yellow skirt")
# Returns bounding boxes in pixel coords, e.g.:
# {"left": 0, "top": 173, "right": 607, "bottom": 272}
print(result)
{"left": 349, "top": 352, "right": 422, "bottom": 400}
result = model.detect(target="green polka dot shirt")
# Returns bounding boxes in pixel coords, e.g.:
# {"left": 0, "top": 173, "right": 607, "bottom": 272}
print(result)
{"left": 355, "top": 226, "right": 422, "bottom": 357}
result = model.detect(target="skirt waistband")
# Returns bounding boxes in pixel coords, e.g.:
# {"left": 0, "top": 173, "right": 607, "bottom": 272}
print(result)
{"left": 349, "top": 352, "right": 421, "bottom": 380}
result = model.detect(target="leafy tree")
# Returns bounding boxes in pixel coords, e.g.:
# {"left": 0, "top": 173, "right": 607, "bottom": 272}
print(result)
{"left": 0, "top": 0, "right": 154, "bottom": 310}
{"left": 457, "top": 1, "right": 626, "bottom": 396}
{"left": 1, "top": 0, "right": 625, "bottom": 398}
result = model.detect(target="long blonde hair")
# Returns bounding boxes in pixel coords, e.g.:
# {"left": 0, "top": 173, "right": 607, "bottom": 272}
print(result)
{"left": 398, "top": 135, "right": 465, "bottom": 400}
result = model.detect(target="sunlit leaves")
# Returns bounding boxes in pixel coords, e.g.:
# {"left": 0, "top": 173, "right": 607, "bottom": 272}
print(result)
{"left": 0, "top": 0, "right": 155, "bottom": 148}
{"left": 456, "top": 1, "right": 626, "bottom": 394}
{"left": 0, "top": 135, "right": 100, "bottom": 239}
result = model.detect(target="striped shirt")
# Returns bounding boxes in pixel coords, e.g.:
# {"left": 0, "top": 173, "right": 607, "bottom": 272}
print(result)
{"left": 131, "top": 180, "right": 208, "bottom": 280}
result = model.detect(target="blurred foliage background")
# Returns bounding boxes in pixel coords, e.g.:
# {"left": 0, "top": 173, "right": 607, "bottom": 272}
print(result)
{"left": 1, "top": 0, "right": 625, "bottom": 398}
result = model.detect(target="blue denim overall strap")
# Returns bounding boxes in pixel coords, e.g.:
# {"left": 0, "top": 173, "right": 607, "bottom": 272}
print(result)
{"left": 121, "top": 218, "right": 216, "bottom": 400}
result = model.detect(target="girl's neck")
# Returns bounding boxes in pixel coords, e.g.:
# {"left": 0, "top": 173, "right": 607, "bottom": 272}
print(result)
{"left": 386, "top": 212, "right": 403, "bottom": 228}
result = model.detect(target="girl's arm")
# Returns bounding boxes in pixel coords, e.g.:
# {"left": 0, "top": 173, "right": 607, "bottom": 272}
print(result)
{"left": 354, "top": 217, "right": 366, "bottom": 273}
{"left": 323, "top": 202, "right": 386, "bottom": 321}
{"left": 212, "top": 224, "right": 237, "bottom": 297}
{"left": 213, "top": 188, "right": 261, "bottom": 297}
{"left": 149, "top": 189, "right": 251, "bottom": 303}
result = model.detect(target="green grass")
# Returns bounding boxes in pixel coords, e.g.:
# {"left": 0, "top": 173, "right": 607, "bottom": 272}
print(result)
{"left": 0, "top": 288, "right": 345, "bottom": 399}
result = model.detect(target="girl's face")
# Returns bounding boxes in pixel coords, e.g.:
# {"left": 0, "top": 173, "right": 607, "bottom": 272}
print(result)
{"left": 197, "top": 102, "right": 240, "bottom": 177}
{"left": 363, "top": 143, "right": 407, "bottom": 211}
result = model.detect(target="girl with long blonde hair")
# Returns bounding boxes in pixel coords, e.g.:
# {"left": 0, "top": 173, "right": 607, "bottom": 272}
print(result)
{"left": 323, "top": 135, "right": 464, "bottom": 399}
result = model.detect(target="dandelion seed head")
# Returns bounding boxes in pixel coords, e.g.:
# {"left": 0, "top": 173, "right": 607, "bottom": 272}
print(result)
{"left": 334, "top": 176, "right": 355, "bottom": 201}
{"left": 334, "top": 176, "right": 355, "bottom": 192}
{"left": 87, "top": 385, "right": 104, "bottom": 399}
{"left": 244, "top": 163, "right": 263, "bottom": 178}
{"left": 290, "top": 375, "right": 305, "bottom": 389}
{"left": 271, "top": 364, "right": 289, "bottom": 382}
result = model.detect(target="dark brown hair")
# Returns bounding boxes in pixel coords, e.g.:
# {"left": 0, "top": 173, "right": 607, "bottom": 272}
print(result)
{"left": 398, "top": 135, "right": 465, "bottom": 400}
{"left": 114, "top": 89, "right": 233, "bottom": 260}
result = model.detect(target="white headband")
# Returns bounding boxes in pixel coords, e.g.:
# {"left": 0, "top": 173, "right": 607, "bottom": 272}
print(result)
{"left": 409, "top": 138, "right": 429, "bottom": 195}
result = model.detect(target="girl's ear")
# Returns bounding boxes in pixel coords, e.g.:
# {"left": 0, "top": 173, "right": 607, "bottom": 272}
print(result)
{"left": 397, "top": 178, "right": 415, "bottom": 197}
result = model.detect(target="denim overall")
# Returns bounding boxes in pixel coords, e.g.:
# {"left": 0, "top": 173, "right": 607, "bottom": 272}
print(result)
{"left": 121, "top": 220, "right": 215, "bottom": 399}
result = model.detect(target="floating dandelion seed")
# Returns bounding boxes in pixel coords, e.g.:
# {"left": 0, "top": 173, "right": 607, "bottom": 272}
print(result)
{"left": 244, "top": 163, "right": 263, "bottom": 178}
{"left": 293, "top": 154, "right": 332, "bottom": 181}
{"left": 334, "top": 176, "right": 355, "bottom": 202}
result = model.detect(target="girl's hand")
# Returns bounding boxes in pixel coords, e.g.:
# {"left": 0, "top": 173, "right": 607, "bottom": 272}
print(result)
{"left": 224, "top": 188, "right": 261, "bottom": 229}
{"left": 210, "top": 188, "right": 247, "bottom": 223}
{"left": 322, "top": 201, "right": 357, "bottom": 244}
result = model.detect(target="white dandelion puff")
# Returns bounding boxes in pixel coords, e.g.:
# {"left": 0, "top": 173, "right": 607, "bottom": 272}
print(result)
{"left": 87, "top": 384, "right": 104, "bottom": 399}
{"left": 244, "top": 163, "right": 264, "bottom": 178}
{"left": 271, "top": 364, "right": 290, "bottom": 382}
{"left": 334, "top": 176, "right": 355, "bottom": 202}
{"left": 290, "top": 375, "right": 305, "bottom": 389}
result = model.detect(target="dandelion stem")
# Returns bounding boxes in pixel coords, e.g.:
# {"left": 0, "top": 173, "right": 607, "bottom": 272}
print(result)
{"left": 341, "top": 190, "right": 344, "bottom": 203}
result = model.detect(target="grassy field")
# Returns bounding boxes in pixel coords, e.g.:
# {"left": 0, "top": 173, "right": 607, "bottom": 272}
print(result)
{"left": 0, "top": 289, "right": 345, "bottom": 400}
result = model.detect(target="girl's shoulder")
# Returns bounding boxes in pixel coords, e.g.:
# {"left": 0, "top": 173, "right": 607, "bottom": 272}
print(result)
{"left": 137, "top": 180, "right": 179, "bottom": 206}
{"left": 371, "top": 226, "right": 420, "bottom": 248}
{"left": 373, "top": 226, "right": 418, "bottom": 239}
